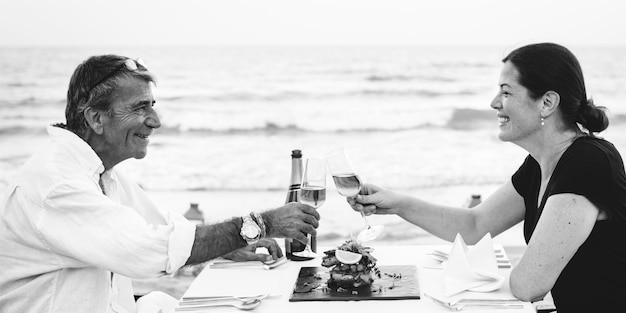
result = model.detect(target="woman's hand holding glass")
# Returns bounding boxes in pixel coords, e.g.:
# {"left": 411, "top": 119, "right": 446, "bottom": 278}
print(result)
{"left": 327, "top": 148, "right": 384, "bottom": 242}
{"left": 348, "top": 183, "right": 403, "bottom": 216}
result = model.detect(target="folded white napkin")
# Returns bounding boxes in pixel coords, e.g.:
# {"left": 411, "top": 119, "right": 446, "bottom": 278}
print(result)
{"left": 442, "top": 233, "right": 505, "bottom": 297}
{"left": 136, "top": 291, "right": 179, "bottom": 313}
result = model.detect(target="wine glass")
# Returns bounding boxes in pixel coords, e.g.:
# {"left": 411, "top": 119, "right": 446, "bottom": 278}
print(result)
{"left": 326, "top": 148, "right": 383, "bottom": 242}
{"left": 293, "top": 158, "right": 326, "bottom": 258}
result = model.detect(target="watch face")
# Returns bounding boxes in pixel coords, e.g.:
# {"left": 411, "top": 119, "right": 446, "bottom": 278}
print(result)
{"left": 244, "top": 224, "right": 260, "bottom": 238}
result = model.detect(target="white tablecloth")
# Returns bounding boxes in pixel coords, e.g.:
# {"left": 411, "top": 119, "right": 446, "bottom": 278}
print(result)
{"left": 181, "top": 245, "right": 535, "bottom": 312}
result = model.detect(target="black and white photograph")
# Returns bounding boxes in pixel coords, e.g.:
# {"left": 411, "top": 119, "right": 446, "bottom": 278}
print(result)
{"left": 1, "top": 1, "right": 625, "bottom": 312}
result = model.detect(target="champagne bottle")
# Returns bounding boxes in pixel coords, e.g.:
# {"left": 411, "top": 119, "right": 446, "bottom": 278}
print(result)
{"left": 284, "top": 149, "right": 316, "bottom": 261}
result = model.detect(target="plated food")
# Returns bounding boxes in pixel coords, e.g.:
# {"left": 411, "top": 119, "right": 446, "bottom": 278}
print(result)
{"left": 291, "top": 240, "right": 416, "bottom": 301}
{"left": 321, "top": 239, "right": 379, "bottom": 288}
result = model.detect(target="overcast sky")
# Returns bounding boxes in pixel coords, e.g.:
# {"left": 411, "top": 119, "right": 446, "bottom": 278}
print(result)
{"left": 1, "top": 0, "right": 625, "bottom": 47}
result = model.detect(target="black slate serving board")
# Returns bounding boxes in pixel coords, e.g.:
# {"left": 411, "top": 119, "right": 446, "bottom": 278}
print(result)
{"left": 289, "top": 265, "right": 420, "bottom": 302}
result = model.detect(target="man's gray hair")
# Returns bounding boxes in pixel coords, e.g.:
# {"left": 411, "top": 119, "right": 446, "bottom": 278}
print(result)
{"left": 56, "top": 55, "right": 156, "bottom": 137}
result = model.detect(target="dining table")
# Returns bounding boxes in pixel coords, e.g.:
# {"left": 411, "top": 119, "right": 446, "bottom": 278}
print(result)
{"left": 179, "top": 244, "right": 535, "bottom": 312}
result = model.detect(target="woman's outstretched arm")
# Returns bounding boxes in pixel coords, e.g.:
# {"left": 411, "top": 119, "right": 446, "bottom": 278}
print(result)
{"left": 349, "top": 180, "right": 525, "bottom": 244}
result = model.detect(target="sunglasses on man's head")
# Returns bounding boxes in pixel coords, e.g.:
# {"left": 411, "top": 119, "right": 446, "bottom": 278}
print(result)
{"left": 88, "top": 58, "right": 147, "bottom": 92}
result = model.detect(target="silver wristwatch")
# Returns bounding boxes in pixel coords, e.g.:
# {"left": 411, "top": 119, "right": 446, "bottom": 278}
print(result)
{"left": 240, "top": 214, "right": 261, "bottom": 245}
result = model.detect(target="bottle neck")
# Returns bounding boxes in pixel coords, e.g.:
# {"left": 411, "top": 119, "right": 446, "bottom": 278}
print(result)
{"left": 286, "top": 157, "right": 303, "bottom": 204}
{"left": 289, "top": 158, "right": 303, "bottom": 188}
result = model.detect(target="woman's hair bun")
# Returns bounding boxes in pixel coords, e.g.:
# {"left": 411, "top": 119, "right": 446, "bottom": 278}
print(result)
{"left": 577, "top": 98, "right": 609, "bottom": 133}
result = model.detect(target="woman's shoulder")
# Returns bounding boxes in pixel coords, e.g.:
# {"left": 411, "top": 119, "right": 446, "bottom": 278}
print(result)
{"left": 569, "top": 136, "right": 621, "bottom": 158}
{"left": 565, "top": 136, "right": 626, "bottom": 174}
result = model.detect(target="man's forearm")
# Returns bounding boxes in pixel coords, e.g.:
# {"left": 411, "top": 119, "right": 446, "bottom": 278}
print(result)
{"left": 185, "top": 217, "right": 247, "bottom": 266}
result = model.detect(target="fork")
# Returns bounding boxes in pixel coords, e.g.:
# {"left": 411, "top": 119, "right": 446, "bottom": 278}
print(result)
{"left": 425, "top": 293, "right": 523, "bottom": 311}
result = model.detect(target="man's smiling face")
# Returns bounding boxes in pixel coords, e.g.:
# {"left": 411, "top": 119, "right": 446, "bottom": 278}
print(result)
{"left": 98, "top": 76, "right": 160, "bottom": 167}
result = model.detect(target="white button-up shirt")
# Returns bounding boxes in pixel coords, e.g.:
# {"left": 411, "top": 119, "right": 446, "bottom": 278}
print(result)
{"left": 0, "top": 126, "right": 196, "bottom": 313}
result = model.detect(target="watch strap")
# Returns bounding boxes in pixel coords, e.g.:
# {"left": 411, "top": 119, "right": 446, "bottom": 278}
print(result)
{"left": 250, "top": 212, "right": 266, "bottom": 238}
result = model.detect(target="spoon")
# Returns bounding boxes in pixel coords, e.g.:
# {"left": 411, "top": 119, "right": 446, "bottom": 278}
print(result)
{"left": 175, "top": 298, "right": 262, "bottom": 311}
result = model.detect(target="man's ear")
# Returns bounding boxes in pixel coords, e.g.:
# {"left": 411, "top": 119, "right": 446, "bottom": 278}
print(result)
{"left": 84, "top": 107, "right": 105, "bottom": 135}
{"left": 541, "top": 91, "right": 560, "bottom": 118}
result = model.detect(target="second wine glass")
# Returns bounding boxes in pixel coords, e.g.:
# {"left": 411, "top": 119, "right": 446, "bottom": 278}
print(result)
{"left": 326, "top": 148, "right": 383, "bottom": 243}
{"left": 293, "top": 158, "right": 326, "bottom": 259}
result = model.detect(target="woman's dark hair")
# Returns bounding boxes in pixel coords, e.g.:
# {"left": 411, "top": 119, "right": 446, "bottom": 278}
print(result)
{"left": 503, "top": 43, "right": 609, "bottom": 134}
{"left": 56, "top": 55, "right": 156, "bottom": 137}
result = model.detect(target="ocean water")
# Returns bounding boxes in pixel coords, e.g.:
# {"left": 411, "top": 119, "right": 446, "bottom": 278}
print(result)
{"left": 2, "top": 45, "right": 626, "bottom": 196}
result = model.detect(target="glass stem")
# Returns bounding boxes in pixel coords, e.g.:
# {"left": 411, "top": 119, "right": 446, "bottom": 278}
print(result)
{"left": 305, "top": 234, "right": 313, "bottom": 251}
{"left": 360, "top": 211, "right": 371, "bottom": 229}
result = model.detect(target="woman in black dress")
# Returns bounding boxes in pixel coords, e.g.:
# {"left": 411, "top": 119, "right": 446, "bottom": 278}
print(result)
{"left": 350, "top": 43, "right": 626, "bottom": 312}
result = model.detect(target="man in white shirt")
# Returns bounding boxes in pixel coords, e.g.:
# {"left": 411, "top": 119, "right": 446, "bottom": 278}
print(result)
{"left": 0, "top": 55, "right": 320, "bottom": 313}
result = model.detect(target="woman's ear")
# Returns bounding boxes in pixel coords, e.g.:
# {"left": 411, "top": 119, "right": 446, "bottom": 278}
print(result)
{"left": 541, "top": 91, "right": 560, "bottom": 117}
{"left": 84, "top": 107, "right": 105, "bottom": 135}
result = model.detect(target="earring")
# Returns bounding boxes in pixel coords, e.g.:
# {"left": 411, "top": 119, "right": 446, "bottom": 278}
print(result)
{"left": 541, "top": 117, "right": 545, "bottom": 126}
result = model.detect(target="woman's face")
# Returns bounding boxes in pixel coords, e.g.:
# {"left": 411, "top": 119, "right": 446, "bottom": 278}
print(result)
{"left": 491, "top": 61, "right": 542, "bottom": 144}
